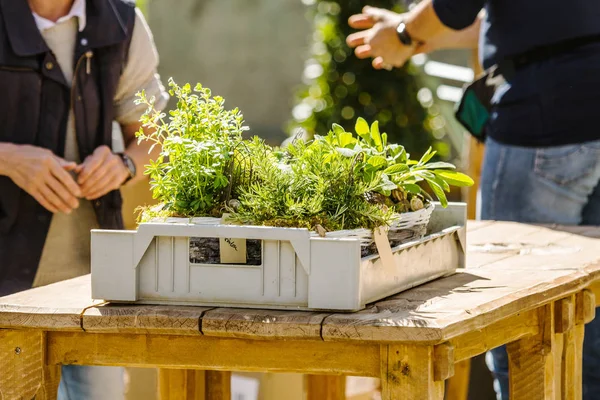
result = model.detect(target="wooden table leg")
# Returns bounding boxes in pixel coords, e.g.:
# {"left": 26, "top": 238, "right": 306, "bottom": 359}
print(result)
{"left": 507, "top": 304, "right": 556, "bottom": 400}
{"left": 0, "top": 329, "right": 60, "bottom": 400}
{"left": 558, "top": 290, "right": 595, "bottom": 400}
{"left": 445, "top": 359, "right": 471, "bottom": 400}
{"left": 158, "top": 369, "right": 231, "bottom": 400}
{"left": 380, "top": 343, "right": 452, "bottom": 400}
{"left": 305, "top": 375, "right": 346, "bottom": 400}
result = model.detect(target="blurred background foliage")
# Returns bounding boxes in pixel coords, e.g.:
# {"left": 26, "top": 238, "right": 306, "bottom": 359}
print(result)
{"left": 287, "top": 0, "right": 451, "bottom": 160}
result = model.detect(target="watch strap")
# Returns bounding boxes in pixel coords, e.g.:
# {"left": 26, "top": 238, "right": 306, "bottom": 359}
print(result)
{"left": 396, "top": 22, "right": 413, "bottom": 46}
{"left": 116, "top": 152, "right": 136, "bottom": 183}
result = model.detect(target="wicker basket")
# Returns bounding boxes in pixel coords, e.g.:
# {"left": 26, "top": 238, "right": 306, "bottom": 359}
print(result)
{"left": 310, "top": 202, "right": 435, "bottom": 257}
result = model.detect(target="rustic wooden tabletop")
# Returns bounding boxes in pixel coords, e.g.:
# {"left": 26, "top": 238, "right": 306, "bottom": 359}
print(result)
{"left": 1, "top": 221, "right": 600, "bottom": 399}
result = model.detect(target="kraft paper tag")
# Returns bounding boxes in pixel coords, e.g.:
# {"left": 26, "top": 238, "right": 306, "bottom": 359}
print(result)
{"left": 373, "top": 226, "right": 395, "bottom": 269}
{"left": 220, "top": 213, "right": 247, "bottom": 264}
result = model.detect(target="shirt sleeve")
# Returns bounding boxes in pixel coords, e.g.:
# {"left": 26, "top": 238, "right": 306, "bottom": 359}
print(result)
{"left": 432, "top": 0, "right": 485, "bottom": 30}
{"left": 113, "top": 8, "right": 169, "bottom": 126}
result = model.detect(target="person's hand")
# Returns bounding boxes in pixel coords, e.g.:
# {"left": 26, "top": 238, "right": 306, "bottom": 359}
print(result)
{"left": 6, "top": 145, "right": 81, "bottom": 213}
{"left": 347, "top": 6, "right": 415, "bottom": 69}
{"left": 77, "top": 146, "right": 130, "bottom": 200}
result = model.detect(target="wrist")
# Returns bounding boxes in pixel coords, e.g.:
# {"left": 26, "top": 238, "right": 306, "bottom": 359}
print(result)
{"left": 117, "top": 152, "right": 137, "bottom": 184}
{"left": 0, "top": 143, "right": 18, "bottom": 177}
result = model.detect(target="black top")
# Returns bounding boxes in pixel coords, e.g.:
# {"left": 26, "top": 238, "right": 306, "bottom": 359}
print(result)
{"left": 432, "top": 0, "right": 600, "bottom": 147}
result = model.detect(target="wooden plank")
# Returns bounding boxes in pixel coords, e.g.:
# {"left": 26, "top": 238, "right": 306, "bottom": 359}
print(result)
{"left": 433, "top": 343, "right": 455, "bottom": 381}
{"left": 0, "top": 275, "right": 96, "bottom": 330}
{"left": 305, "top": 375, "right": 346, "bottom": 400}
{"left": 83, "top": 304, "right": 211, "bottom": 335}
{"left": 201, "top": 308, "right": 327, "bottom": 340}
{"left": 507, "top": 304, "right": 555, "bottom": 400}
{"left": 560, "top": 290, "right": 594, "bottom": 400}
{"left": 560, "top": 326, "right": 583, "bottom": 400}
{"left": 555, "top": 296, "right": 575, "bottom": 334}
{"left": 159, "top": 370, "right": 230, "bottom": 400}
{"left": 466, "top": 220, "right": 494, "bottom": 232}
{"left": 553, "top": 330, "right": 564, "bottom": 398}
{"left": 445, "top": 359, "right": 470, "bottom": 400}
{"left": 380, "top": 344, "right": 444, "bottom": 400}
{"left": 322, "top": 267, "right": 589, "bottom": 343}
{"left": 47, "top": 332, "right": 380, "bottom": 377}
{"left": 158, "top": 369, "right": 206, "bottom": 399}
{"left": 0, "top": 330, "right": 60, "bottom": 400}
{"left": 205, "top": 371, "right": 231, "bottom": 400}
{"left": 466, "top": 221, "right": 545, "bottom": 245}
{"left": 450, "top": 308, "right": 539, "bottom": 362}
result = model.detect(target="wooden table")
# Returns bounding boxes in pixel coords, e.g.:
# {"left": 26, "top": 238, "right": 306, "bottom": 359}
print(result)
{"left": 2, "top": 221, "right": 600, "bottom": 400}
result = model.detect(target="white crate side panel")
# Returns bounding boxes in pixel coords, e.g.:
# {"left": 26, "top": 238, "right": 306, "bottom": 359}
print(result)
{"left": 308, "top": 239, "right": 362, "bottom": 310}
{"left": 91, "top": 231, "right": 138, "bottom": 301}
{"left": 137, "top": 238, "right": 309, "bottom": 307}
{"left": 360, "top": 230, "right": 463, "bottom": 305}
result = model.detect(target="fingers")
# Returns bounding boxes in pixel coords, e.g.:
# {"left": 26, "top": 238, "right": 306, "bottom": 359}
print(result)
{"left": 346, "top": 31, "right": 370, "bottom": 48}
{"left": 348, "top": 14, "right": 376, "bottom": 30}
{"left": 57, "top": 158, "right": 77, "bottom": 171}
{"left": 50, "top": 158, "right": 82, "bottom": 198}
{"left": 80, "top": 154, "right": 128, "bottom": 200}
{"left": 372, "top": 57, "right": 386, "bottom": 70}
{"left": 30, "top": 189, "right": 59, "bottom": 214}
{"left": 83, "top": 174, "right": 116, "bottom": 200}
{"left": 362, "top": 6, "right": 397, "bottom": 22}
{"left": 80, "top": 160, "right": 112, "bottom": 196}
{"left": 354, "top": 44, "right": 373, "bottom": 59}
{"left": 47, "top": 175, "right": 79, "bottom": 210}
{"left": 78, "top": 146, "right": 111, "bottom": 185}
{"left": 39, "top": 184, "right": 72, "bottom": 214}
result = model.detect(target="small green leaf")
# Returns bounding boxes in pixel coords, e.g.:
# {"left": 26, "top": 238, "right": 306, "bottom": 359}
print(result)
{"left": 336, "top": 147, "right": 357, "bottom": 157}
{"left": 370, "top": 121, "right": 382, "bottom": 151}
{"left": 403, "top": 183, "right": 422, "bottom": 194}
{"left": 379, "top": 174, "right": 398, "bottom": 192}
{"left": 434, "top": 170, "right": 475, "bottom": 187}
{"left": 332, "top": 123, "right": 345, "bottom": 136}
{"left": 420, "top": 162, "right": 456, "bottom": 170}
{"left": 424, "top": 178, "right": 448, "bottom": 207}
{"left": 381, "top": 132, "right": 388, "bottom": 149}
{"left": 383, "top": 164, "right": 409, "bottom": 175}
{"left": 355, "top": 117, "right": 369, "bottom": 135}
{"left": 418, "top": 147, "right": 437, "bottom": 165}
{"left": 367, "top": 155, "right": 387, "bottom": 169}
{"left": 339, "top": 132, "right": 355, "bottom": 148}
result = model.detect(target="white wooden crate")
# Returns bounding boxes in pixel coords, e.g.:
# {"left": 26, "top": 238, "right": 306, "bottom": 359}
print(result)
{"left": 91, "top": 203, "right": 466, "bottom": 311}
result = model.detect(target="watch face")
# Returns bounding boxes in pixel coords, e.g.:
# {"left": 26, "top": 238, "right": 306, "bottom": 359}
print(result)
{"left": 122, "top": 155, "right": 136, "bottom": 178}
{"left": 396, "top": 23, "right": 412, "bottom": 46}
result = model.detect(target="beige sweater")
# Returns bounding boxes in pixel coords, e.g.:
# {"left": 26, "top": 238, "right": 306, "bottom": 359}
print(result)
{"left": 33, "top": 9, "right": 168, "bottom": 287}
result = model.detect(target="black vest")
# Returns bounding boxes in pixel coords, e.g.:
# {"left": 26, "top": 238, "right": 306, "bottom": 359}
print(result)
{"left": 0, "top": 0, "right": 136, "bottom": 296}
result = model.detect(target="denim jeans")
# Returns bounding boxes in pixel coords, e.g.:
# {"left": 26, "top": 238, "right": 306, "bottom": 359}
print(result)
{"left": 58, "top": 365, "right": 124, "bottom": 400}
{"left": 480, "top": 137, "right": 600, "bottom": 400}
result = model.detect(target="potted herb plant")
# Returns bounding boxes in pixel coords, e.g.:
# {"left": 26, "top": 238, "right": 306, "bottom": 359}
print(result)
{"left": 89, "top": 80, "right": 471, "bottom": 311}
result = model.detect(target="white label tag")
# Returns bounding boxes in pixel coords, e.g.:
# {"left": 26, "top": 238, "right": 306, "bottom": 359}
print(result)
{"left": 374, "top": 226, "right": 395, "bottom": 269}
{"left": 220, "top": 213, "right": 247, "bottom": 264}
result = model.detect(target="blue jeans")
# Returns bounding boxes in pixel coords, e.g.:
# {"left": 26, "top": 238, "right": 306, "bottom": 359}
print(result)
{"left": 480, "top": 137, "right": 600, "bottom": 400}
{"left": 58, "top": 365, "right": 124, "bottom": 400}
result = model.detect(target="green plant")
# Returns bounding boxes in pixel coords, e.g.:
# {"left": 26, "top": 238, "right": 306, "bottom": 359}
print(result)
{"left": 231, "top": 117, "right": 473, "bottom": 231}
{"left": 136, "top": 80, "right": 472, "bottom": 232}
{"left": 135, "top": 79, "right": 248, "bottom": 219}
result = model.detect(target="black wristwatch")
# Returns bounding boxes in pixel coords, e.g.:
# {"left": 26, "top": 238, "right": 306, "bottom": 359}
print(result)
{"left": 117, "top": 152, "right": 136, "bottom": 183}
{"left": 396, "top": 22, "right": 413, "bottom": 46}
